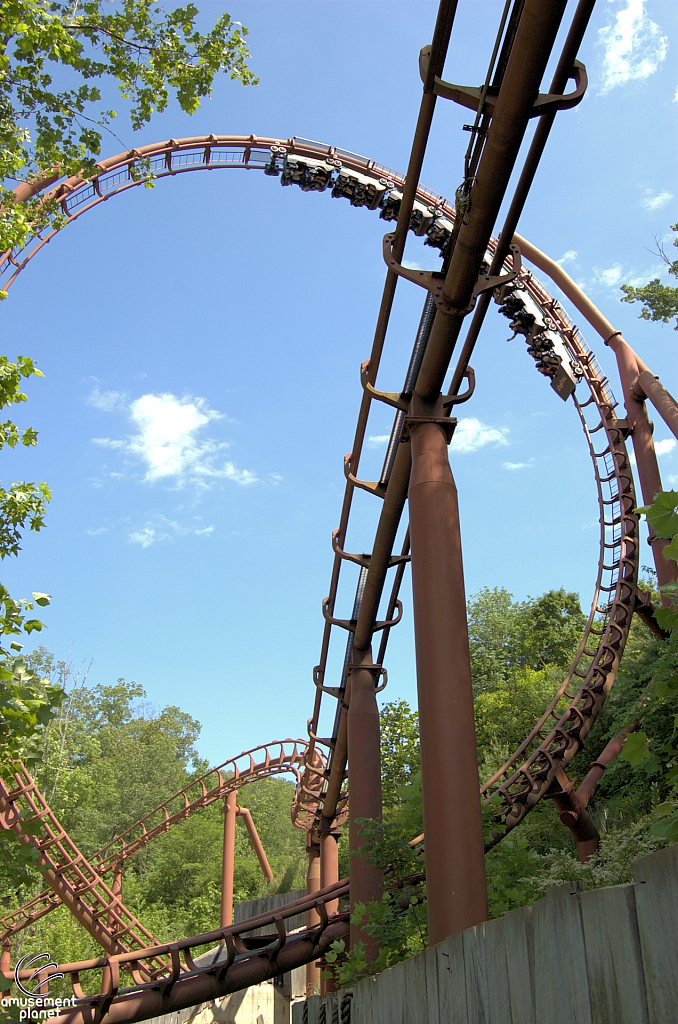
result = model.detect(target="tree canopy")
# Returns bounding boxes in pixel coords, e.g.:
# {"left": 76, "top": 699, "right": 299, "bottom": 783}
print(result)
{"left": 1, "top": 0, "right": 257, "bottom": 256}
{"left": 620, "top": 221, "right": 678, "bottom": 332}
{"left": 3, "top": 655, "right": 306, "bottom": 970}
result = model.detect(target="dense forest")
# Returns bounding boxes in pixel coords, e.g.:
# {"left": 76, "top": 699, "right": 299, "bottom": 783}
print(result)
{"left": 2, "top": 572, "right": 676, "bottom": 986}
{"left": 0, "top": 648, "right": 308, "bottom": 969}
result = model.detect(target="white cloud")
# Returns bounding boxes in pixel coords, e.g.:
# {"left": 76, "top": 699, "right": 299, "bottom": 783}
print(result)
{"left": 594, "top": 264, "right": 624, "bottom": 287}
{"left": 598, "top": 0, "right": 668, "bottom": 92}
{"left": 128, "top": 516, "right": 215, "bottom": 548}
{"left": 449, "top": 418, "right": 509, "bottom": 454}
{"left": 86, "top": 526, "right": 108, "bottom": 536}
{"left": 88, "top": 388, "right": 128, "bottom": 413}
{"left": 655, "top": 438, "right": 677, "bottom": 458}
{"left": 367, "top": 434, "right": 390, "bottom": 449}
{"left": 557, "top": 250, "right": 578, "bottom": 267}
{"left": 92, "top": 437, "right": 126, "bottom": 449}
{"left": 640, "top": 188, "right": 673, "bottom": 212}
{"left": 503, "top": 461, "right": 532, "bottom": 471}
{"left": 93, "top": 393, "right": 258, "bottom": 488}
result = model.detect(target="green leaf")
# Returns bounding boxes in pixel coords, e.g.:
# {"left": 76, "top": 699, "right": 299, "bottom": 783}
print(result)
{"left": 619, "top": 730, "right": 651, "bottom": 766}
{"left": 31, "top": 592, "right": 51, "bottom": 607}
{"left": 642, "top": 491, "right": 678, "bottom": 539}
{"left": 655, "top": 607, "right": 678, "bottom": 632}
{"left": 648, "top": 813, "right": 678, "bottom": 842}
{"left": 655, "top": 676, "right": 678, "bottom": 698}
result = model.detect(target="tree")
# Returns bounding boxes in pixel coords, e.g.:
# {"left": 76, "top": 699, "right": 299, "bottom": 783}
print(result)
{"left": 2, "top": 662, "right": 306, "bottom": 968}
{"left": 467, "top": 586, "right": 585, "bottom": 692}
{"left": 0, "top": 360, "right": 63, "bottom": 779}
{"left": 620, "top": 222, "right": 678, "bottom": 331}
{"left": 0, "top": 0, "right": 257, "bottom": 258}
{"left": 0, "top": 3, "right": 257, "bottom": 766}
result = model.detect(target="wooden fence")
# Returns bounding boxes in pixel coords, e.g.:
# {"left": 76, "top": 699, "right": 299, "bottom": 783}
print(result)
{"left": 294, "top": 842, "right": 678, "bottom": 1024}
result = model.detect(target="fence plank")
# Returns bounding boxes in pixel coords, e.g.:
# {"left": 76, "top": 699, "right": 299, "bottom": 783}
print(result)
{"left": 482, "top": 918, "right": 511, "bottom": 1024}
{"left": 580, "top": 883, "right": 648, "bottom": 1024}
{"left": 434, "top": 932, "right": 467, "bottom": 1024}
{"left": 422, "top": 945, "right": 440, "bottom": 1024}
{"left": 403, "top": 946, "right": 428, "bottom": 1024}
{"left": 350, "top": 978, "right": 375, "bottom": 1024}
{"left": 632, "top": 843, "right": 678, "bottom": 1024}
{"left": 534, "top": 881, "right": 592, "bottom": 1024}
{"left": 499, "top": 904, "right": 535, "bottom": 1024}
{"left": 463, "top": 923, "right": 489, "bottom": 1024}
{"left": 306, "top": 995, "right": 322, "bottom": 1024}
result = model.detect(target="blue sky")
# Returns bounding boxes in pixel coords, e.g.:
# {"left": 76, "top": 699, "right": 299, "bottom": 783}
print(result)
{"left": 2, "top": 0, "right": 677, "bottom": 767}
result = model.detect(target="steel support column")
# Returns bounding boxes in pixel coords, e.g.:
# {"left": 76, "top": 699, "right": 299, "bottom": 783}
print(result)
{"left": 609, "top": 334, "right": 676, "bottom": 589}
{"left": 320, "top": 830, "right": 341, "bottom": 995}
{"left": 108, "top": 859, "right": 123, "bottom": 932}
{"left": 1, "top": 939, "right": 10, "bottom": 997}
{"left": 408, "top": 403, "right": 488, "bottom": 944}
{"left": 220, "top": 791, "right": 237, "bottom": 929}
{"left": 347, "top": 647, "right": 383, "bottom": 958}
{"left": 305, "top": 838, "right": 321, "bottom": 995}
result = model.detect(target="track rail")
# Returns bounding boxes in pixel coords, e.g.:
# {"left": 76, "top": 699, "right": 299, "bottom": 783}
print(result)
{"left": 1, "top": 740, "right": 317, "bottom": 943}
{"left": 1, "top": 131, "right": 639, "bottom": 850}
{"left": 11, "top": 882, "right": 350, "bottom": 1024}
{"left": 478, "top": 272, "right": 638, "bottom": 841}
{"left": 0, "top": 765, "right": 166, "bottom": 972}
{"left": 0, "top": 128, "right": 643, "bottom": 1012}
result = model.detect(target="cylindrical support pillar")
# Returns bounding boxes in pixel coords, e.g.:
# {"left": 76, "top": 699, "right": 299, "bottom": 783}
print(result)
{"left": 347, "top": 647, "right": 383, "bottom": 959}
{"left": 320, "top": 830, "right": 341, "bottom": 996}
{"left": 408, "top": 407, "right": 488, "bottom": 944}
{"left": 1, "top": 940, "right": 11, "bottom": 997}
{"left": 305, "top": 837, "right": 321, "bottom": 995}
{"left": 608, "top": 335, "right": 677, "bottom": 589}
{"left": 237, "top": 807, "right": 274, "bottom": 882}
{"left": 220, "top": 790, "right": 237, "bottom": 929}
{"left": 108, "top": 859, "right": 123, "bottom": 932}
{"left": 635, "top": 370, "right": 678, "bottom": 442}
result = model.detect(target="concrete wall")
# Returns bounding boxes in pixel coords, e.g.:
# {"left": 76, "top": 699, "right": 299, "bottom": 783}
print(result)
{"left": 293, "top": 843, "right": 678, "bottom": 1024}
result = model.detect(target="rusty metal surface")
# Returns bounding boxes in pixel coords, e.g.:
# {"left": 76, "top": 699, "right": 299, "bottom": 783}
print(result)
{"left": 1, "top": 740, "right": 315, "bottom": 942}
{"left": 8, "top": 883, "right": 350, "bottom": 1024}
{"left": 2, "top": 0, "right": 675, "bottom": 1012}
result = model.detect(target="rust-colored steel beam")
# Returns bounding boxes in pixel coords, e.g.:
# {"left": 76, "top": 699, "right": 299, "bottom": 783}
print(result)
{"left": 236, "top": 807, "right": 274, "bottom": 882}
{"left": 634, "top": 370, "right": 678, "bottom": 442}
{"left": 552, "top": 724, "right": 639, "bottom": 863}
{"left": 3, "top": 739, "right": 312, "bottom": 944}
{"left": 305, "top": 837, "right": 322, "bottom": 995}
{"left": 1, "top": 941, "right": 10, "bottom": 998}
{"left": 407, "top": 0, "right": 568, "bottom": 945}
{"left": 415, "top": 0, "right": 568, "bottom": 403}
{"left": 43, "top": 885, "right": 351, "bottom": 1024}
{"left": 320, "top": 439, "right": 412, "bottom": 822}
{"left": 347, "top": 647, "right": 383, "bottom": 957}
{"left": 0, "top": 765, "right": 164, "bottom": 969}
{"left": 220, "top": 791, "right": 238, "bottom": 929}
{"left": 408, "top": 402, "right": 488, "bottom": 942}
{"left": 319, "top": 829, "right": 341, "bottom": 995}
{"left": 514, "top": 235, "right": 677, "bottom": 590}
{"left": 315, "top": 1, "right": 459, "bottom": 836}
{"left": 449, "top": 0, "right": 596, "bottom": 396}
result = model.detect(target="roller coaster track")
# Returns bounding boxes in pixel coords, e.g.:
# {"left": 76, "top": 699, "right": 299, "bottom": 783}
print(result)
{"left": 0, "top": 740, "right": 316, "bottom": 943}
{"left": 0, "top": 129, "right": 640, "bottom": 845}
{"left": 0, "top": 126, "right": 643, "bottom": 1008}
{"left": 4, "top": 0, "right": 677, "bottom": 1015}
{"left": 12, "top": 882, "right": 351, "bottom": 1024}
